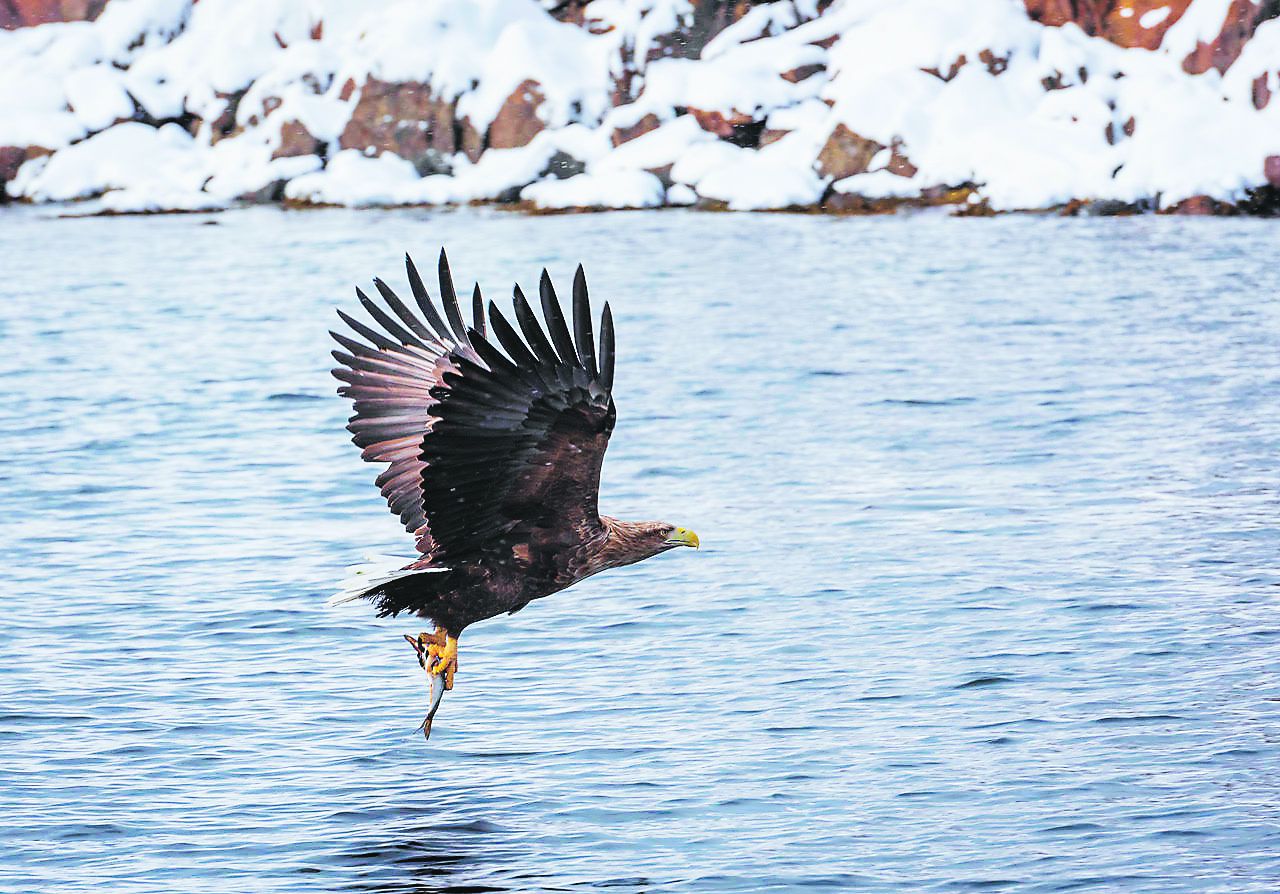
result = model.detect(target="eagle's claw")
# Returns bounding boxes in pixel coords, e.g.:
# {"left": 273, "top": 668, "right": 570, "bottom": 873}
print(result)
{"left": 406, "top": 629, "right": 457, "bottom": 690}
{"left": 427, "top": 637, "right": 457, "bottom": 689}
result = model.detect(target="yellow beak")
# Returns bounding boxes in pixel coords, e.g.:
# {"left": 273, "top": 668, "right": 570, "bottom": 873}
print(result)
{"left": 665, "top": 527, "right": 700, "bottom": 549}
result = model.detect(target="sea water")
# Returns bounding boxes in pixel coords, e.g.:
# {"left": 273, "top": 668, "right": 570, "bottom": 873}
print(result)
{"left": 2, "top": 206, "right": 1278, "bottom": 892}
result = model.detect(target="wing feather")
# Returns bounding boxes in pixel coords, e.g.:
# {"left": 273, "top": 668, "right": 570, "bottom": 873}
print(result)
{"left": 599, "top": 302, "right": 615, "bottom": 394}
{"left": 405, "top": 254, "right": 452, "bottom": 342}
{"left": 333, "top": 252, "right": 617, "bottom": 570}
{"left": 572, "top": 265, "right": 597, "bottom": 378}
{"left": 358, "top": 286, "right": 428, "bottom": 350}
{"left": 438, "top": 249, "right": 472, "bottom": 349}
{"left": 539, "top": 269, "right": 576, "bottom": 364}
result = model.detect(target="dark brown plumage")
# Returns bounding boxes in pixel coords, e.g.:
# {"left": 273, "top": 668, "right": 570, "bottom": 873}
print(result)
{"left": 331, "top": 250, "right": 698, "bottom": 693}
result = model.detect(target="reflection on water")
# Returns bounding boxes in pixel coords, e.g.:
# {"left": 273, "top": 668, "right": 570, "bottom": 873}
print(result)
{"left": 2, "top": 206, "right": 1280, "bottom": 892}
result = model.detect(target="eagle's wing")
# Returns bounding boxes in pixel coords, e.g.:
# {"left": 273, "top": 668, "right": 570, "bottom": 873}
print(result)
{"left": 331, "top": 250, "right": 616, "bottom": 564}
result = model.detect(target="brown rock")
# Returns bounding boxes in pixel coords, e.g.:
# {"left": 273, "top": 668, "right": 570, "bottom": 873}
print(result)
{"left": 978, "top": 49, "right": 1009, "bottom": 75}
{"left": 780, "top": 63, "right": 825, "bottom": 84}
{"left": 886, "top": 141, "right": 917, "bottom": 178}
{"left": 1265, "top": 155, "right": 1280, "bottom": 187}
{"left": 0, "top": 145, "right": 51, "bottom": 197}
{"left": 237, "top": 180, "right": 286, "bottom": 204}
{"left": 1023, "top": 0, "right": 1102, "bottom": 32}
{"left": 546, "top": 1, "right": 589, "bottom": 25}
{"left": 815, "top": 124, "right": 882, "bottom": 180}
{"left": 1163, "top": 194, "right": 1237, "bottom": 215}
{"left": 272, "top": 120, "right": 322, "bottom": 160}
{"left": 648, "top": 163, "right": 674, "bottom": 189}
{"left": 1103, "top": 0, "right": 1193, "bottom": 49}
{"left": 924, "top": 55, "right": 967, "bottom": 82}
{"left": 1182, "top": 0, "right": 1268, "bottom": 74}
{"left": 486, "top": 79, "right": 545, "bottom": 151}
{"left": 821, "top": 183, "right": 976, "bottom": 215}
{"left": 821, "top": 192, "right": 899, "bottom": 215}
{"left": 1023, "top": 1, "right": 1217, "bottom": 53}
{"left": 759, "top": 128, "right": 790, "bottom": 147}
{"left": 1042, "top": 70, "right": 1067, "bottom": 91}
{"left": 1253, "top": 73, "right": 1272, "bottom": 109}
{"left": 0, "top": 0, "right": 109, "bottom": 29}
{"left": 689, "top": 107, "right": 756, "bottom": 139}
{"left": 1060, "top": 198, "right": 1145, "bottom": 216}
{"left": 208, "top": 90, "right": 247, "bottom": 143}
{"left": 339, "top": 78, "right": 459, "bottom": 170}
{"left": 611, "top": 113, "right": 661, "bottom": 147}
{"left": 338, "top": 78, "right": 357, "bottom": 102}
{"left": 459, "top": 117, "right": 484, "bottom": 164}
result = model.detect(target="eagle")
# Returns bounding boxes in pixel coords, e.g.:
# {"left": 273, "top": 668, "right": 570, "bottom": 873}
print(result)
{"left": 330, "top": 249, "right": 699, "bottom": 734}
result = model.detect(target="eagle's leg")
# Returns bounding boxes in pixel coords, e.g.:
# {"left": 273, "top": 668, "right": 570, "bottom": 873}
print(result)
{"left": 406, "top": 627, "right": 458, "bottom": 690}
{"left": 429, "top": 634, "right": 458, "bottom": 690}
{"left": 405, "top": 628, "right": 445, "bottom": 670}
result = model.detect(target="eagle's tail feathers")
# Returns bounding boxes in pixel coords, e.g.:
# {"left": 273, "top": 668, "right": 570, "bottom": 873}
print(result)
{"left": 329, "top": 555, "right": 447, "bottom": 608}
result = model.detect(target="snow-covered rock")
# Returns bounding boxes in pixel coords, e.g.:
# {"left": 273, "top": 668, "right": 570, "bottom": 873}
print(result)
{"left": 2, "top": 0, "right": 1279, "bottom": 215}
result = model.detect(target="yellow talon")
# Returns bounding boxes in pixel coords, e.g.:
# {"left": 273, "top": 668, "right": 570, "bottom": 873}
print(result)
{"left": 404, "top": 629, "right": 448, "bottom": 672}
{"left": 426, "top": 635, "right": 458, "bottom": 690}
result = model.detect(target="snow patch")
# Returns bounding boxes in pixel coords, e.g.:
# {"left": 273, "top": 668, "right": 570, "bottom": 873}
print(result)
{"left": 1140, "top": 7, "right": 1172, "bottom": 29}
{"left": 10, "top": 122, "right": 205, "bottom": 202}
{"left": 521, "top": 170, "right": 665, "bottom": 209}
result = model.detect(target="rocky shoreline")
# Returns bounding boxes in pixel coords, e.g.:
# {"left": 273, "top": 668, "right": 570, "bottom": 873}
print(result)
{"left": 3, "top": 0, "right": 1280, "bottom": 217}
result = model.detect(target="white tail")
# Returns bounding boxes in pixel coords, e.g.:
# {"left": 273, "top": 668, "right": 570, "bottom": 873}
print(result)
{"left": 328, "top": 555, "right": 447, "bottom": 607}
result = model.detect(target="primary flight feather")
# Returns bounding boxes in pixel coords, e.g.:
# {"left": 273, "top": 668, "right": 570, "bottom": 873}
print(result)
{"left": 331, "top": 250, "right": 699, "bottom": 735}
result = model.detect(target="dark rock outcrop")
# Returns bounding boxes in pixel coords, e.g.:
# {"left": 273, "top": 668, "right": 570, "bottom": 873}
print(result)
{"left": 485, "top": 79, "right": 546, "bottom": 151}
{"left": 0, "top": 144, "right": 50, "bottom": 199}
{"left": 611, "top": 113, "right": 661, "bottom": 147}
{"left": 0, "top": 0, "right": 109, "bottom": 29}
{"left": 1024, "top": 0, "right": 1279, "bottom": 69}
{"left": 339, "top": 78, "right": 460, "bottom": 170}
{"left": 1181, "top": 0, "right": 1275, "bottom": 74}
{"left": 1265, "top": 155, "right": 1280, "bottom": 187}
{"left": 272, "top": 119, "right": 322, "bottom": 159}
{"left": 815, "top": 124, "right": 881, "bottom": 180}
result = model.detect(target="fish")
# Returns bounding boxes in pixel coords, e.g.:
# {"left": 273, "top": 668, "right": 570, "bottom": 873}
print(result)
{"left": 404, "top": 633, "right": 447, "bottom": 739}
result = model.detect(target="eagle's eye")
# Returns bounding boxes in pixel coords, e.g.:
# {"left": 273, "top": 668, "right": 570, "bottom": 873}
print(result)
{"left": 662, "top": 526, "right": 700, "bottom": 549}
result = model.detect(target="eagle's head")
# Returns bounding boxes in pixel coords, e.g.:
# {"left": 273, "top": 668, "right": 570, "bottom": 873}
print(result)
{"left": 659, "top": 524, "right": 701, "bottom": 551}
{"left": 597, "top": 518, "right": 700, "bottom": 570}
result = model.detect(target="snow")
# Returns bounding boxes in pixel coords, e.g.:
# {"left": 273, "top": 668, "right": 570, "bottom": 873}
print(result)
{"left": 283, "top": 149, "right": 426, "bottom": 206}
{"left": 8, "top": 123, "right": 206, "bottom": 201}
{"left": 64, "top": 65, "right": 134, "bottom": 131}
{"left": 666, "top": 183, "right": 698, "bottom": 205}
{"left": 1140, "top": 7, "right": 1173, "bottom": 29}
{"left": 3, "top": 0, "right": 1280, "bottom": 213}
{"left": 100, "top": 184, "right": 228, "bottom": 212}
{"left": 833, "top": 169, "right": 923, "bottom": 198}
{"left": 694, "top": 148, "right": 827, "bottom": 210}
{"left": 593, "top": 115, "right": 716, "bottom": 174}
{"left": 521, "top": 170, "right": 665, "bottom": 209}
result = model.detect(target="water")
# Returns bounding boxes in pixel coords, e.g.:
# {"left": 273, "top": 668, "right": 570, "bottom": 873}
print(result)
{"left": 2, "top": 205, "right": 1279, "bottom": 893}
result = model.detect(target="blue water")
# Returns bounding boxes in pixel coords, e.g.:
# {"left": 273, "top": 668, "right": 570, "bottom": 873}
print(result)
{"left": 2, "top": 205, "right": 1279, "bottom": 893}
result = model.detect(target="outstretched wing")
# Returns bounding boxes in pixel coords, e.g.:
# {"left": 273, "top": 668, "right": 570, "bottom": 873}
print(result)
{"left": 330, "top": 250, "right": 480, "bottom": 555}
{"left": 331, "top": 250, "right": 617, "bottom": 565}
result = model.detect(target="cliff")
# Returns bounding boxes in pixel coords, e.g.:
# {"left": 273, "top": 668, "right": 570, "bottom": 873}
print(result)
{"left": 2, "top": 0, "right": 1278, "bottom": 214}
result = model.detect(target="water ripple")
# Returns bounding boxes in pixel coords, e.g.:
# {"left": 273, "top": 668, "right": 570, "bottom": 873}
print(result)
{"left": 1, "top": 207, "right": 1278, "bottom": 892}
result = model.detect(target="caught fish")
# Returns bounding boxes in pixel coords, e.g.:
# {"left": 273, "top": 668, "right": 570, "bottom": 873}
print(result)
{"left": 404, "top": 633, "right": 448, "bottom": 738}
